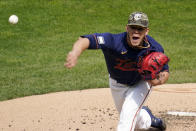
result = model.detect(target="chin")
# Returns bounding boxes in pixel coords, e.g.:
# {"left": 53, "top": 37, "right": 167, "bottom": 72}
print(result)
{"left": 131, "top": 42, "right": 141, "bottom": 46}
{"left": 131, "top": 39, "right": 143, "bottom": 46}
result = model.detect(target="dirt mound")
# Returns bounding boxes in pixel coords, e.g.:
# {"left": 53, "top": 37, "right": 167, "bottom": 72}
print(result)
{"left": 0, "top": 84, "right": 196, "bottom": 131}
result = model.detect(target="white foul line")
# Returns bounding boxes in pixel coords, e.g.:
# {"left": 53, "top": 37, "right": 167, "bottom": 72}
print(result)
{"left": 167, "top": 111, "right": 196, "bottom": 117}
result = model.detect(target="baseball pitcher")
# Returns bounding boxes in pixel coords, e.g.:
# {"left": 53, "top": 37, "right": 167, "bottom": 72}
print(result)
{"left": 65, "top": 12, "right": 169, "bottom": 131}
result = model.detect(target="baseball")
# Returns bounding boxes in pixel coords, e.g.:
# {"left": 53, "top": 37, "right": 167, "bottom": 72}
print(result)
{"left": 9, "top": 15, "right": 19, "bottom": 24}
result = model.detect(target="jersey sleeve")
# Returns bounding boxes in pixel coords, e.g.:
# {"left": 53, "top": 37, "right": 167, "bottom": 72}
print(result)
{"left": 81, "top": 33, "right": 112, "bottom": 49}
{"left": 161, "top": 64, "right": 169, "bottom": 72}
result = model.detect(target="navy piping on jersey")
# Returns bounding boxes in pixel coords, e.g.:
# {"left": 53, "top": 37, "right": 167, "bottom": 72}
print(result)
{"left": 92, "top": 34, "right": 98, "bottom": 49}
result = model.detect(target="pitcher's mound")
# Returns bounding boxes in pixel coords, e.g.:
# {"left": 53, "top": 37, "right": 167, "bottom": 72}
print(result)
{"left": 0, "top": 83, "right": 196, "bottom": 131}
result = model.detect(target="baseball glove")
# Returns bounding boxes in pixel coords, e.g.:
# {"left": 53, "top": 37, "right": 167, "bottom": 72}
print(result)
{"left": 138, "top": 52, "right": 169, "bottom": 80}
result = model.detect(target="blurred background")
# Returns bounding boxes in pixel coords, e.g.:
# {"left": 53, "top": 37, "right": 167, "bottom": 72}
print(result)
{"left": 0, "top": 0, "right": 196, "bottom": 101}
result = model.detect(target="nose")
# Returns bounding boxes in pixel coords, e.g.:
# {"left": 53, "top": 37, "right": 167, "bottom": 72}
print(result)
{"left": 132, "top": 29, "right": 140, "bottom": 34}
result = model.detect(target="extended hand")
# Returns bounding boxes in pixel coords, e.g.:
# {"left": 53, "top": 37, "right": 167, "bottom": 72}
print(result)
{"left": 64, "top": 37, "right": 90, "bottom": 69}
{"left": 64, "top": 51, "right": 78, "bottom": 69}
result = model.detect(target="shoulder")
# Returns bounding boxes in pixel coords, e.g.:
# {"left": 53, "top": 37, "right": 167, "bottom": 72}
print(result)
{"left": 146, "top": 35, "right": 164, "bottom": 52}
{"left": 95, "top": 32, "right": 126, "bottom": 40}
{"left": 82, "top": 32, "right": 126, "bottom": 50}
{"left": 103, "top": 32, "right": 127, "bottom": 45}
{"left": 96, "top": 32, "right": 126, "bottom": 46}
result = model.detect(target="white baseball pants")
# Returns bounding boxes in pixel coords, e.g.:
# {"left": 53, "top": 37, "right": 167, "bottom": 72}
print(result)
{"left": 109, "top": 77, "right": 152, "bottom": 131}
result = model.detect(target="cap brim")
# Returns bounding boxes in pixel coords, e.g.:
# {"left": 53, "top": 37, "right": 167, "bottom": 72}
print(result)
{"left": 127, "top": 23, "right": 147, "bottom": 28}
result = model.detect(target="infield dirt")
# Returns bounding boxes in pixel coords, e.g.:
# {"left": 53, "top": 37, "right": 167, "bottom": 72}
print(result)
{"left": 0, "top": 83, "right": 196, "bottom": 131}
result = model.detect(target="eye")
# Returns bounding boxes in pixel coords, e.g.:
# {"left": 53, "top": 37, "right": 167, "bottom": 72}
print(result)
{"left": 130, "top": 26, "right": 139, "bottom": 30}
{"left": 138, "top": 28, "right": 145, "bottom": 31}
{"left": 130, "top": 26, "right": 145, "bottom": 31}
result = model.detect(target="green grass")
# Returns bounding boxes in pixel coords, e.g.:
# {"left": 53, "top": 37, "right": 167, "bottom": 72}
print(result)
{"left": 0, "top": 0, "right": 196, "bottom": 101}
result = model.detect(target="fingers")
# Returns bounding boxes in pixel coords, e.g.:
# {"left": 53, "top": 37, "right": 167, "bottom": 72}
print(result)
{"left": 159, "top": 72, "right": 166, "bottom": 79}
{"left": 147, "top": 79, "right": 162, "bottom": 86}
{"left": 64, "top": 52, "right": 77, "bottom": 69}
{"left": 158, "top": 71, "right": 169, "bottom": 84}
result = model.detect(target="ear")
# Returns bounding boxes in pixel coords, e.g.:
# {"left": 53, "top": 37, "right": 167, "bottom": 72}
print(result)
{"left": 145, "top": 28, "right": 150, "bottom": 35}
{"left": 125, "top": 25, "right": 129, "bottom": 32}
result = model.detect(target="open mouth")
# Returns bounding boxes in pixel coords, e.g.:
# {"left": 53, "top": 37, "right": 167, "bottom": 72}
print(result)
{"left": 132, "top": 36, "right": 140, "bottom": 40}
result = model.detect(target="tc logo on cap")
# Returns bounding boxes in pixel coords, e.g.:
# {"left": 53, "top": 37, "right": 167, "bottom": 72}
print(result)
{"left": 134, "top": 14, "right": 142, "bottom": 21}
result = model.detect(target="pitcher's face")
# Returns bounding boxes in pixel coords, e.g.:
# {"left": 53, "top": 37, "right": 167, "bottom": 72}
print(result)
{"left": 126, "top": 25, "right": 149, "bottom": 47}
